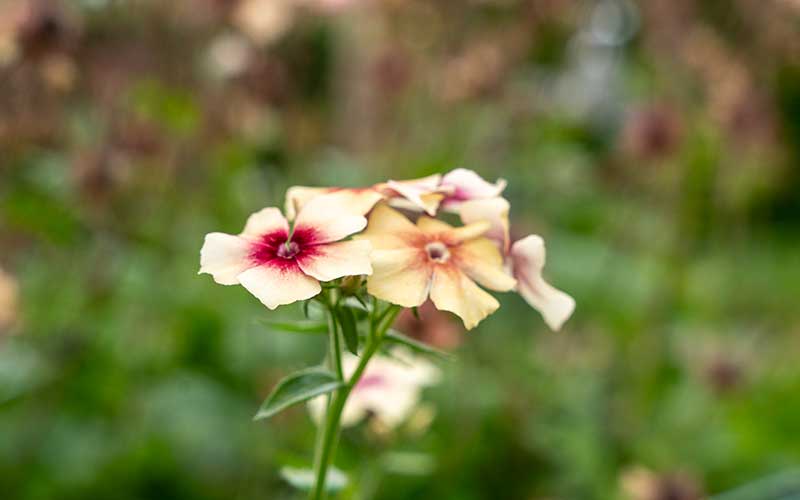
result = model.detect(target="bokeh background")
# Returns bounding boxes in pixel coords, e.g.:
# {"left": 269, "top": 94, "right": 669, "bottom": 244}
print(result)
{"left": 2, "top": 0, "right": 800, "bottom": 499}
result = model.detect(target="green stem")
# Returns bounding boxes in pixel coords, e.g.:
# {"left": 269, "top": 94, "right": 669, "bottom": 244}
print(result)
{"left": 309, "top": 305, "right": 401, "bottom": 500}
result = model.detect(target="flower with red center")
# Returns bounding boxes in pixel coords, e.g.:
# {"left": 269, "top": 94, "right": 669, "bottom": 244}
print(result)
{"left": 199, "top": 194, "right": 372, "bottom": 309}
{"left": 358, "top": 204, "right": 516, "bottom": 329}
{"left": 438, "top": 167, "right": 507, "bottom": 211}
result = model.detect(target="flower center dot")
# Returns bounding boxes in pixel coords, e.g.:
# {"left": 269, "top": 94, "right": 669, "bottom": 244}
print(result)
{"left": 425, "top": 242, "right": 450, "bottom": 263}
{"left": 276, "top": 240, "right": 300, "bottom": 259}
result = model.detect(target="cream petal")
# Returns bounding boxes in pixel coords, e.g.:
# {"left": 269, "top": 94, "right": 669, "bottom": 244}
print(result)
{"left": 416, "top": 216, "right": 453, "bottom": 234}
{"left": 240, "top": 207, "right": 289, "bottom": 239}
{"left": 458, "top": 197, "right": 510, "bottom": 253}
{"left": 284, "top": 186, "right": 331, "bottom": 220}
{"left": 429, "top": 266, "right": 499, "bottom": 330}
{"left": 366, "top": 248, "right": 431, "bottom": 307}
{"left": 452, "top": 238, "right": 516, "bottom": 292}
{"left": 295, "top": 192, "right": 368, "bottom": 244}
{"left": 359, "top": 204, "right": 421, "bottom": 250}
{"left": 441, "top": 168, "right": 507, "bottom": 209}
{"left": 237, "top": 264, "right": 321, "bottom": 309}
{"left": 416, "top": 216, "right": 489, "bottom": 243}
{"left": 384, "top": 174, "right": 443, "bottom": 215}
{"left": 511, "top": 235, "right": 575, "bottom": 331}
{"left": 297, "top": 239, "right": 373, "bottom": 282}
{"left": 199, "top": 233, "right": 254, "bottom": 285}
{"left": 446, "top": 220, "right": 490, "bottom": 243}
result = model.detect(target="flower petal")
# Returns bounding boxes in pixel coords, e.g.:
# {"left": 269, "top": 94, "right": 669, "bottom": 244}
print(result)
{"left": 295, "top": 192, "right": 368, "bottom": 244}
{"left": 429, "top": 266, "right": 499, "bottom": 330}
{"left": 511, "top": 235, "right": 575, "bottom": 331}
{"left": 366, "top": 248, "right": 431, "bottom": 307}
{"left": 441, "top": 168, "right": 507, "bottom": 209}
{"left": 199, "top": 233, "right": 254, "bottom": 285}
{"left": 383, "top": 174, "right": 444, "bottom": 215}
{"left": 458, "top": 197, "right": 510, "bottom": 254}
{"left": 240, "top": 207, "right": 289, "bottom": 239}
{"left": 297, "top": 239, "right": 373, "bottom": 282}
{"left": 284, "top": 186, "right": 331, "bottom": 220}
{"left": 360, "top": 203, "right": 421, "bottom": 250}
{"left": 237, "top": 264, "right": 321, "bottom": 309}
{"left": 416, "top": 216, "right": 490, "bottom": 243}
{"left": 452, "top": 237, "right": 516, "bottom": 292}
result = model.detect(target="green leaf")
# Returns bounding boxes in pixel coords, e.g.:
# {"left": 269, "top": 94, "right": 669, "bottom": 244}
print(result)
{"left": 336, "top": 306, "right": 359, "bottom": 355}
{"left": 254, "top": 368, "right": 343, "bottom": 420}
{"left": 385, "top": 330, "right": 452, "bottom": 361}
{"left": 279, "top": 466, "right": 348, "bottom": 493}
{"left": 259, "top": 319, "right": 327, "bottom": 334}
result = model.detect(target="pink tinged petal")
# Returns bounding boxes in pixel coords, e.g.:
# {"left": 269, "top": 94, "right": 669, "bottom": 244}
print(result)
{"left": 441, "top": 168, "right": 507, "bottom": 209}
{"left": 452, "top": 238, "right": 516, "bottom": 292}
{"left": 295, "top": 192, "right": 368, "bottom": 244}
{"left": 429, "top": 266, "right": 499, "bottom": 330}
{"left": 240, "top": 207, "right": 289, "bottom": 239}
{"left": 199, "top": 233, "right": 254, "bottom": 285}
{"left": 415, "top": 216, "right": 490, "bottom": 244}
{"left": 366, "top": 248, "right": 432, "bottom": 307}
{"left": 237, "top": 264, "right": 321, "bottom": 310}
{"left": 458, "top": 197, "right": 510, "bottom": 254}
{"left": 511, "top": 235, "right": 575, "bottom": 331}
{"left": 297, "top": 239, "right": 373, "bottom": 282}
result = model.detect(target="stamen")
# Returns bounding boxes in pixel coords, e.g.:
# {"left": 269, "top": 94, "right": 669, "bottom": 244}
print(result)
{"left": 276, "top": 240, "right": 300, "bottom": 259}
{"left": 425, "top": 242, "right": 450, "bottom": 263}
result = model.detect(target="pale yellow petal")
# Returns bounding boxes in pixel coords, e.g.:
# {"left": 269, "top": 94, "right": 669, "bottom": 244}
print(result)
{"left": 366, "top": 248, "right": 431, "bottom": 307}
{"left": 453, "top": 237, "right": 516, "bottom": 292}
{"left": 511, "top": 235, "right": 575, "bottom": 331}
{"left": 384, "top": 174, "right": 443, "bottom": 215}
{"left": 295, "top": 192, "right": 368, "bottom": 244}
{"left": 240, "top": 207, "right": 289, "bottom": 239}
{"left": 359, "top": 204, "right": 421, "bottom": 250}
{"left": 458, "top": 197, "right": 510, "bottom": 253}
{"left": 416, "top": 216, "right": 453, "bottom": 234}
{"left": 297, "top": 239, "right": 373, "bottom": 282}
{"left": 199, "top": 233, "right": 254, "bottom": 285}
{"left": 446, "top": 220, "right": 490, "bottom": 243}
{"left": 237, "top": 264, "right": 321, "bottom": 309}
{"left": 429, "top": 266, "right": 499, "bottom": 330}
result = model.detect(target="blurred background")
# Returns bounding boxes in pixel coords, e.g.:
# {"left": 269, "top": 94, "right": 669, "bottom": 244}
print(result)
{"left": 2, "top": 0, "right": 800, "bottom": 499}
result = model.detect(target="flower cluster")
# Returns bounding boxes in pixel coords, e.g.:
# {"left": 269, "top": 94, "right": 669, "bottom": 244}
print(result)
{"left": 200, "top": 169, "right": 574, "bottom": 331}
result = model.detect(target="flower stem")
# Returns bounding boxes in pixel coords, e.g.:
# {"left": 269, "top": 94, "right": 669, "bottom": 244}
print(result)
{"left": 309, "top": 304, "right": 401, "bottom": 500}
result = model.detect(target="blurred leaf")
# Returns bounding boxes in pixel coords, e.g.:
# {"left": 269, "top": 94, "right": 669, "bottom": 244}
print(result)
{"left": 259, "top": 319, "right": 328, "bottom": 334}
{"left": 385, "top": 330, "right": 452, "bottom": 361}
{"left": 279, "top": 466, "right": 348, "bottom": 493}
{"left": 254, "top": 368, "right": 342, "bottom": 420}
{"left": 710, "top": 470, "right": 800, "bottom": 500}
{"left": 381, "top": 452, "right": 436, "bottom": 476}
{"left": 336, "top": 306, "right": 359, "bottom": 355}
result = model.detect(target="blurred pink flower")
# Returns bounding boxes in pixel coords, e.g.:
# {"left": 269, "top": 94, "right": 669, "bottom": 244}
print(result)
{"left": 308, "top": 349, "right": 441, "bottom": 428}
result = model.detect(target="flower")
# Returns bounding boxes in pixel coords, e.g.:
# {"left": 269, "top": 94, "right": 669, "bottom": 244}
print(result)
{"left": 199, "top": 194, "right": 372, "bottom": 309}
{"left": 284, "top": 174, "right": 447, "bottom": 220}
{"left": 359, "top": 204, "right": 516, "bottom": 329}
{"left": 394, "top": 302, "right": 464, "bottom": 350}
{"left": 438, "top": 168, "right": 507, "bottom": 212}
{"left": 308, "top": 349, "right": 441, "bottom": 429}
{"left": 233, "top": 0, "right": 294, "bottom": 47}
{"left": 453, "top": 173, "right": 575, "bottom": 331}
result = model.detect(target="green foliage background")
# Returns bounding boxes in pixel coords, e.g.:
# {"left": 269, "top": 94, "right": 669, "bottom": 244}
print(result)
{"left": 1, "top": 1, "right": 800, "bottom": 499}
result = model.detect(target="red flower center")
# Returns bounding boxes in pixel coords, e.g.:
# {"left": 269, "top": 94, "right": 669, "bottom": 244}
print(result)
{"left": 249, "top": 226, "right": 321, "bottom": 269}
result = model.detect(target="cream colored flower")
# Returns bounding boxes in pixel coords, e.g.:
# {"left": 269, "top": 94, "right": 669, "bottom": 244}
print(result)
{"left": 438, "top": 168, "right": 507, "bottom": 212}
{"left": 359, "top": 204, "right": 516, "bottom": 329}
{"left": 284, "top": 174, "right": 447, "bottom": 220}
{"left": 457, "top": 193, "right": 575, "bottom": 331}
{"left": 233, "top": 0, "right": 294, "bottom": 47}
{"left": 308, "top": 349, "right": 441, "bottom": 429}
{"left": 199, "top": 194, "right": 372, "bottom": 309}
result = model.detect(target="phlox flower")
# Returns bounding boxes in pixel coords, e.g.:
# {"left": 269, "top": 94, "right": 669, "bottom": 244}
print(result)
{"left": 454, "top": 175, "right": 575, "bottom": 331}
{"left": 0, "top": 267, "right": 18, "bottom": 332}
{"left": 358, "top": 204, "right": 516, "bottom": 329}
{"left": 308, "top": 349, "right": 441, "bottom": 429}
{"left": 284, "top": 174, "right": 446, "bottom": 220}
{"left": 438, "top": 167, "right": 508, "bottom": 212}
{"left": 199, "top": 194, "right": 372, "bottom": 309}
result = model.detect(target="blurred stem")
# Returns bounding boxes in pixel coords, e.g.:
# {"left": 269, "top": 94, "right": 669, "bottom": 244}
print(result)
{"left": 325, "top": 292, "right": 344, "bottom": 380}
{"left": 309, "top": 304, "right": 402, "bottom": 500}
